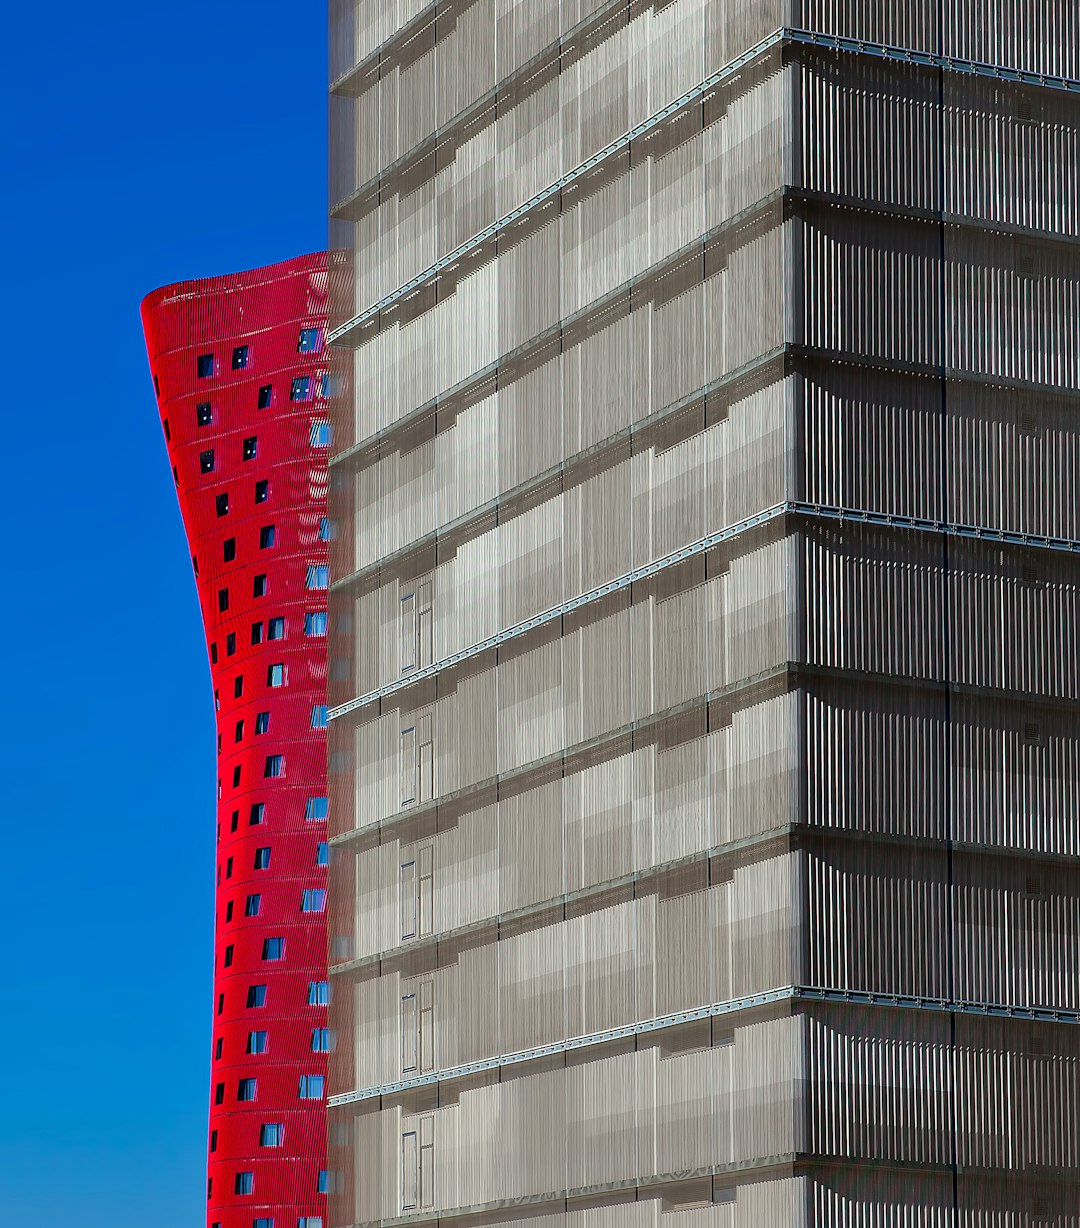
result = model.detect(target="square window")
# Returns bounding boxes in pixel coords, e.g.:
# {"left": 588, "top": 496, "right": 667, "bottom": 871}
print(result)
{"left": 259, "top": 525, "right": 276, "bottom": 549}
{"left": 316, "top": 842, "right": 329, "bottom": 867}
{"left": 290, "top": 376, "right": 312, "bottom": 402}
{"left": 251, "top": 622, "right": 264, "bottom": 646}
{"left": 223, "top": 944, "right": 234, "bottom": 968}
{"left": 247, "top": 1030, "right": 268, "bottom": 1055}
{"left": 258, "top": 384, "right": 273, "bottom": 409}
{"left": 306, "top": 565, "right": 329, "bottom": 590}
{"left": 231, "top": 765, "right": 241, "bottom": 788}
{"left": 268, "top": 617, "right": 285, "bottom": 640}
{"left": 308, "top": 981, "right": 330, "bottom": 1006}
{"left": 214, "top": 1082, "right": 225, "bottom": 1105}
{"left": 249, "top": 802, "right": 265, "bottom": 825}
{"left": 246, "top": 984, "right": 267, "bottom": 1008}
{"left": 318, "top": 517, "right": 333, "bottom": 541}
{"left": 226, "top": 632, "right": 236, "bottom": 656}
{"left": 310, "top": 420, "right": 332, "bottom": 448}
{"left": 253, "top": 573, "right": 268, "bottom": 597}
{"left": 196, "top": 402, "right": 212, "bottom": 426}
{"left": 245, "top": 893, "right": 261, "bottom": 917}
{"left": 234, "top": 676, "right": 244, "bottom": 699}
{"left": 262, "top": 936, "right": 284, "bottom": 961}
{"left": 197, "top": 353, "right": 214, "bottom": 379}
{"left": 216, "top": 492, "right": 229, "bottom": 517}
{"left": 267, "top": 664, "right": 285, "bottom": 687}
{"left": 255, "top": 712, "right": 270, "bottom": 735}
{"left": 298, "top": 1075, "right": 325, "bottom": 1099}
{"left": 217, "top": 588, "right": 229, "bottom": 613}
{"left": 255, "top": 479, "right": 269, "bottom": 504}
{"left": 302, "top": 889, "right": 327, "bottom": 914}
{"left": 311, "top": 1027, "right": 331, "bottom": 1052}
{"left": 243, "top": 436, "right": 257, "bottom": 461}
{"left": 254, "top": 847, "right": 271, "bottom": 870}
{"left": 234, "top": 720, "right": 244, "bottom": 743}
{"left": 260, "top": 1123, "right": 284, "bottom": 1147}
{"left": 305, "top": 612, "right": 328, "bottom": 637}
{"left": 223, "top": 538, "right": 236, "bottom": 562}
{"left": 237, "top": 1078, "right": 257, "bottom": 1102}
{"left": 232, "top": 345, "right": 250, "bottom": 370}
{"left": 305, "top": 796, "right": 329, "bottom": 821}
{"left": 234, "top": 1171, "right": 254, "bottom": 1195}
{"left": 200, "top": 449, "right": 215, "bottom": 474}
{"left": 298, "top": 328, "right": 320, "bottom": 353}
{"left": 264, "top": 754, "right": 284, "bottom": 779}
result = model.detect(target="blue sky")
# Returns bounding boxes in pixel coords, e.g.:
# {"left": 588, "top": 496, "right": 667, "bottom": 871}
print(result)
{"left": 0, "top": 3, "right": 325, "bottom": 1222}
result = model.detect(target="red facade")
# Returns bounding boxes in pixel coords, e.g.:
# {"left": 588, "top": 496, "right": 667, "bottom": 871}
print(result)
{"left": 142, "top": 254, "right": 330, "bottom": 1228}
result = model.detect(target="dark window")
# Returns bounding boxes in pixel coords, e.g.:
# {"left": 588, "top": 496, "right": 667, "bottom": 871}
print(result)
{"left": 230, "top": 809, "right": 239, "bottom": 832}
{"left": 226, "top": 632, "right": 236, "bottom": 656}
{"left": 163, "top": 417, "right": 171, "bottom": 441}
{"left": 234, "top": 720, "right": 244, "bottom": 743}
{"left": 245, "top": 893, "right": 261, "bottom": 917}
{"left": 192, "top": 554, "right": 199, "bottom": 576}
{"left": 223, "top": 944, "right": 234, "bottom": 968}
{"left": 237, "top": 1078, "right": 257, "bottom": 1102}
{"left": 247, "top": 1031, "right": 268, "bottom": 1054}
{"left": 254, "top": 847, "right": 271, "bottom": 870}
{"left": 246, "top": 984, "right": 267, "bottom": 1008}
{"left": 259, "top": 525, "right": 275, "bottom": 549}
{"left": 217, "top": 589, "right": 229, "bottom": 613}
{"left": 268, "top": 617, "right": 285, "bottom": 641}
{"left": 290, "top": 376, "right": 312, "bottom": 401}
{"left": 232, "top": 345, "right": 250, "bottom": 370}
{"left": 217, "top": 992, "right": 224, "bottom": 1015}
{"left": 234, "top": 1172, "right": 254, "bottom": 1195}
{"left": 216, "top": 492, "right": 229, "bottom": 517}
{"left": 210, "top": 642, "right": 218, "bottom": 664}
{"left": 264, "top": 755, "right": 284, "bottom": 779}
{"left": 257, "top": 384, "right": 272, "bottom": 409}
{"left": 223, "top": 538, "right": 236, "bottom": 562}
{"left": 210, "top": 1130, "right": 218, "bottom": 1152}
{"left": 243, "top": 436, "right": 257, "bottom": 461}
{"left": 225, "top": 901, "right": 233, "bottom": 922}
{"left": 225, "top": 857, "right": 233, "bottom": 880}
{"left": 214, "top": 1082, "right": 225, "bottom": 1105}
{"left": 262, "top": 936, "right": 284, "bottom": 960}
{"left": 197, "top": 353, "right": 214, "bottom": 379}
{"left": 255, "top": 479, "right": 269, "bottom": 504}
{"left": 298, "top": 328, "right": 320, "bottom": 353}
{"left": 249, "top": 802, "right": 265, "bottom": 825}
{"left": 255, "top": 712, "right": 270, "bottom": 735}
{"left": 234, "top": 676, "right": 244, "bottom": 699}
{"left": 232, "top": 766, "right": 241, "bottom": 788}
{"left": 251, "top": 622, "right": 264, "bottom": 646}
{"left": 253, "top": 574, "right": 267, "bottom": 597}
{"left": 200, "top": 449, "right": 215, "bottom": 474}
{"left": 172, "top": 464, "right": 179, "bottom": 487}
{"left": 196, "top": 402, "right": 212, "bottom": 426}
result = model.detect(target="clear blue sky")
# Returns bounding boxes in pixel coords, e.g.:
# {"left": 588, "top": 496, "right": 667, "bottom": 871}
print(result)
{"left": 0, "top": 4, "right": 325, "bottom": 1222}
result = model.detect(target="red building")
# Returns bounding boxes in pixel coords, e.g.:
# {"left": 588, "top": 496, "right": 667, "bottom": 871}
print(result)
{"left": 142, "top": 254, "right": 330, "bottom": 1228}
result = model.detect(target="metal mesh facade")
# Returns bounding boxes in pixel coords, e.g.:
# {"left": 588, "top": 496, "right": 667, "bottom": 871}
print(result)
{"left": 142, "top": 254, "right": 331, "bottom": 1228}
{"left": 326, "top": 5, "right": 1080, "bottom": 1224}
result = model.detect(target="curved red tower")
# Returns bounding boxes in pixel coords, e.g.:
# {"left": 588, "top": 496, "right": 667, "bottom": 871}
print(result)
{"left": 142, "top": 254, "right": 329, "bottom": 1228}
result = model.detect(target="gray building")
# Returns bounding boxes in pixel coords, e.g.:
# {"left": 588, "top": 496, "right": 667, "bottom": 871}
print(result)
{"left": 325, "top": 3, "right": 1080, "bottom": 1224}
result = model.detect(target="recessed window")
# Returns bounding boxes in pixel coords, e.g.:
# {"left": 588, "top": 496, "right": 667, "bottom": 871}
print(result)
{"left": 310, "top": 420, "right": 332, "bottom": 448}
{"left": 308, "top": 981, "right": 330, "bottom": 1006}
{"left": 311, "top": 705, "right": 329, "bottom": 729}
{"left": 230, "top": 810, "right": 239, "bottom": 832}
{"left": 291, "top": 376, "right": 312, "bottom": 402}
{"left": 262, "top": 936, "right": 284, "bottom": 961}
{"left": 247, "top": 1030, "right": 268, "bottom": 1055}
{"left": 316, "top": 842, "right": 329, "bottom": 867}
{"left": 234, "top": 720, "right": 244, "bottom": 743}
{"left": 258, "top": 384, "right": 273, "bottom": 409}
{"left": 216, "top": 492, "right": 229, "bottom": 517}
{"left": 225, "top": 901, "right": 233, "bottom": 923}
{"left": 254, "top": 1219, "right": 275, "bottom": 1228}
{"left": 255, "top": 712, "right": 270, "bottom": 735}
{"left": 267, "top": 664, "right": 285, "bottom": 687}
{"left": 192, "top": 554, "right": 199, "bottom": 577}
{"left": 214, "top": 1082, "right": 225, "bottom": 1105}
{"left": 234, "top": 1171, "right": 254, "bottom": 1195}
{"left": 232, "top": 345, "right": 250, "bottom": 370}
{"left": 254, "top": 847, "right": 271, "bottom": 870}
{"left": 223, "top": 944, "right": 234, "bottom": 967}
{"left": 298, "top": 1075, "right": 325, "bottom": 1099}
{"left": 226, "top": 632, "right": 236, "bottom": 656}
{"left": 249, "top": 802, "right": 265, "bottom": 825}
{"left": 253, "top": 574, "right": 268, "bottom": 597}
{"left": 264, "top": 755, "right": 284, "bottom": 779}
{"left": 318, "top": 517, "right": 333, "bottom": 541}
{"left": 217, "top": 588, "right": 229, "bottom": 613}
{"left": 302, "top": 889, "right": 327, "bottom": 914}
{"left": 231, "top": 765, "right": 241, "bottom": 788}
{"left": 305, "top": 796, "right": 329, "bottom": 821}
{"left": 299, "top": 1218, "right": 323, "bottom": 1228}
{"left": 246, "top": 984, "right": 267, "bottom": 1008}
{"left": 259, "top": 1123, "right": 284, "bottom": 1147}
{"left": 196, "top": 402, "right": 212, "bottom": 426}
{"left": 225, "top": 857, "right": 234, "bottom": 879}
{"left": 255, "top": 479, "right": 269, "bottom": 504}
{"left": 217, "top": 993, "right": 224, "bottom": 1015}
{"left": 319, "top": 372, "right": 334, "bottom": 399}
{"left": 245, "top": 893, "right": 261, "bottom": 917}
{"left": 306, "top": 565, "right": 329, "bottom": 590}
{"left": 251, "top": 621, "right": 265, "bottom": 646}
{"left": 318, "top": 1171, "right": 329, "bottom": 1194}
{"left": 298, "top": 328, "right": 320, "bottom": 353}
{"left": 197, "top": 353, "right": 214, "bottom": 379}
{"left": 259, "top": 525, "right": 276, "bottom": 549}
{"left": 234, "top": 676, "right": 244, "bottom": 699}
{"left": 163, "top": 417, "right": 171, "bottom": 441}
{"left": 210, "top": 642, "right": 218, "bottom": 664}
{"left": 243, "top": 436, "right": 258, "bottom": 461}
{"left": 223, "top": 538, "right": 236, "bottom": 562}
{"left": 305, "top": 612, "right": 328, "bottom": 636}
{"left": 311, "top": 1027, "right": 331, "bottom": 1052}
{"left": 237, "top": 1078, "right": 257, "bottom": 1102}
{"left": 200, "top": 449, "right": 215, "bottom": 474}
{"left": 210, "top": 1129, "right": 218, "bottom": 1152}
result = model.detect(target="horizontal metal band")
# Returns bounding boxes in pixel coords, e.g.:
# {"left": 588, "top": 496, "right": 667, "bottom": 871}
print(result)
{"left": 329, "top": 28, "right": 1080, "bottom": 346}
{"left": 329, "top": 983, "right": 1080, "bottom": 1107}
{"left": 328, "top": 502, "right": 1080, "bottom": 722}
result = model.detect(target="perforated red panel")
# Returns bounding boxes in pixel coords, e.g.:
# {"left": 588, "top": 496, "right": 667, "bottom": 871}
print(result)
{"left": 142, "top": 253, "right": 329, "bottom": 1228}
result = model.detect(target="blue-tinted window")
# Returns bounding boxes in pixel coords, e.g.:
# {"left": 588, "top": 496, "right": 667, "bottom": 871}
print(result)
{"left": 290, "top": 376, "right": 312, "bottom": 402}
{"left": 305, "top": 796, "right": 329, "bottom": 821}
{"left": 298, "top": 328, "right": 320, "bottom": 353}
{"left": 255, "top": 712, "right": 270, "bottom": 735}
{"left": 257, "top": 384, "right": 272, "bottom": 409}
{"left": 232, "top": 345, "right": 249, "bottom": 370}
{"left": 247, "top": 1030, "right": 268, "bottom": 1055}
{"left": 246, "top": 984, "right": 266, "bottom": 1008}
{"left": 234, "top": 1171, "right": 254, "bottom": 1195}
{"left": 197, "top": 353, "right": 214, "bottom": 378}
{"left": 317, "top": 1171, "right": 329, "bottom": 1195}
{"left": 311, "top": 706, "right": 329, "bottom": 729}
{"left": 245, "top": 893, "right": 261, "bottom": 917}
{"left": 306, "top": 565, "right": 329, "bottom": 590}
{"left": 264, "top": 754, "right": 284, "bottom": 779}
{"left": 298, "top": 1219, "right": 324, "bottom": 1228}
{"left": 267, "top": 663, "right": 285, "bottom": 687}
{"left": 316, "top": 842, "right": 329, "bottom": 867}
{"left": 259, "top": 524, "right": 275, "bottom": 548}
{"left": 319, "top": 372, "right": 334, "bottom": 398}
{"left": 308, "top": 981, "right": 330, "bottom": 1006}
{"left": 310, "top": 420, "right": 332, "bottom": 447}
{"left": 268, "top": 617, "right": 285, "bottom": 640}
{"left": 305, "top": 612, "right": 328, "bottom": 636}
{"left": 262, "top": 936, "right": 284, "bottom": 960}
{"left": 260, "top": 1123, "right": 284, "bottom": 1147}
{"left": 318, "top": 517, "right": 333, "bottom": 541}
{"left": 311, "top": 1027, "right": 331, "bottom": 1052}
{"left": 237, "top": 1078, "right": 257, "bottom": 1101}
{"left": 254, "top": 1219, "right": 275, "bottom": 1228}
{"left": 254, "top": 847, "right": 271, "bottom": 870}
{"left": 302, "top": 889, "right": 326, "bottom": 914}
{"left": 298, "top": 1075, "right": 325, "bottom": 1099}
{"left": 196, "top": 401, "right": 212, "bottom": 426}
